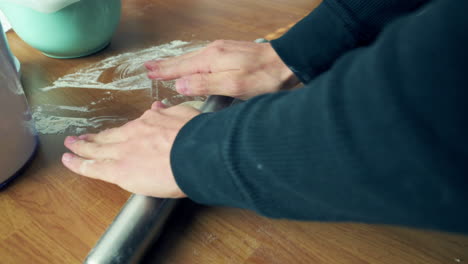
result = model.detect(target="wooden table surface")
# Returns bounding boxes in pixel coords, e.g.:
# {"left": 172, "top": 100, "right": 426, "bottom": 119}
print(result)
{"left": 1, "top": 0, "right": 467, "bottom": 263}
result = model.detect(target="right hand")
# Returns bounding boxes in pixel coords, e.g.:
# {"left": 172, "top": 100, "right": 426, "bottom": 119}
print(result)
{"left": 145, "top": 40, "right": 299, "bottom": 100}
{"left": 62, "top": 101, "right": 200, "bottom": 198}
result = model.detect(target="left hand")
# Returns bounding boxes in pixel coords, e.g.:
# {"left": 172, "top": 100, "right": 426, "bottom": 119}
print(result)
{"left": 144, "top": 40, "right": 299, "bottom": 100}
{"left": 61, "top": 102, "right": 200, "bottom": 198}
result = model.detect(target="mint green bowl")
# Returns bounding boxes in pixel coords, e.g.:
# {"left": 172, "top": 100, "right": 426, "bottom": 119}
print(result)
{"left": 0, "top": 0, "right": 121, "bottom": 58}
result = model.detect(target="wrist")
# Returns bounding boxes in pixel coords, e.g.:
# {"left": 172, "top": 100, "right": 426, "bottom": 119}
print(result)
{"left": 262, "top": 43, "right": 300, "bottom": 90}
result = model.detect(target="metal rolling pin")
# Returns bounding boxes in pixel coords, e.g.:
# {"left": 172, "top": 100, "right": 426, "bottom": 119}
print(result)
{"left": 84, "top": 95, "right": 237, "bottom": 264}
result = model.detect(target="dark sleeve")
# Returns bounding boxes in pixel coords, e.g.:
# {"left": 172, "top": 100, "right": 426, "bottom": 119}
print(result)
{"left": 171, "top": 0, "right": 468, "bottom": 233}
{"left": 271, "top": 0, "right": 429, "bottom": 83}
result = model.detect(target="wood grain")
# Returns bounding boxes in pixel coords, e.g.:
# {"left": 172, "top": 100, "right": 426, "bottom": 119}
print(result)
{"left": 1, "top": 0, "right": 467, "bottom": 263}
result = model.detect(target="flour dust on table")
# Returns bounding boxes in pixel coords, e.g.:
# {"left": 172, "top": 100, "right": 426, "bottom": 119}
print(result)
{"left": 41, "top": 40, "right": 206, "bottom": 94}
{"left": 32, "top": 104, "right": 127, "bottom": 135}
{"left": 34, "top": 40, "right": 208, "bottom": 135}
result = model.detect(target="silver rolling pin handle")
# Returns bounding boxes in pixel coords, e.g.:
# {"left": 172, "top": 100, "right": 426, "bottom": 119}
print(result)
{"left": 84, "top": 196, "right": 177, "bottom": 264}
{"left": 200, "top": 95, "right": 236, "bottom": 113}
{"left": 84, "top": 95, "right": 235, "bottom": 264}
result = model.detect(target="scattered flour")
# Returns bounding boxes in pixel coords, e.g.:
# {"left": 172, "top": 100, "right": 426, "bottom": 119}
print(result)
{"left": 41, "top": 40, "right": 206, "bottom": 92}
{"left": 40, "top": 104, "right": 93, "bottom": 112}
{"left": 35, "top": 40, "right": 207, "bottom": 135}
{"left": 32, "top": 105, "right": 127, "bottom": 135}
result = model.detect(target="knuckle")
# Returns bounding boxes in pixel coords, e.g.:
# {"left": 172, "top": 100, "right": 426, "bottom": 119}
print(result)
{"left": 208, "top": 40, "right": 227, "bottom": 56}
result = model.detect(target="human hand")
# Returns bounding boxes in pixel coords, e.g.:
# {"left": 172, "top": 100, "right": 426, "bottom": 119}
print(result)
{"left": 61, "top": 102, "right": 200, "bottom": 198}
{"left": 145, "top": 40, "right": 299, "bottom": 100}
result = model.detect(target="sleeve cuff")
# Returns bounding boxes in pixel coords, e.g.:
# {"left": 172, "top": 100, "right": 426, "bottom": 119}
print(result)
{"left": 271, "top": 2, "right": 357, "bottom": 84}
{"left": 170, "top": 109, "right": 248, "bottom": 209}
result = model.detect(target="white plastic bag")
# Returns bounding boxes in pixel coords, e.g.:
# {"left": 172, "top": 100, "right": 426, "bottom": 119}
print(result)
{"left": 1, "top": 0, "right": 81, "bottom": 13}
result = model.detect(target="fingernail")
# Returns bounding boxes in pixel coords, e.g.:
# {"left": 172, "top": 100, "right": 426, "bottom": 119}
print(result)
{"left": 176, "top": 78, "right": 190, "bottom": 95}
{"left": 78, "top": 135, "right": 87, "bottom": 140}
{"left": 62, "top": 153, "right": 73, "bottom": 162}
{"left": 66, "top": 136, "right": 78, "bottom": 144}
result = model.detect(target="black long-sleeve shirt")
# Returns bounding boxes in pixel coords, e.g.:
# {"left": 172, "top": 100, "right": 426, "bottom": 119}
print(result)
{"left": 171, "top": 0, "right": 468, "bottom": 233}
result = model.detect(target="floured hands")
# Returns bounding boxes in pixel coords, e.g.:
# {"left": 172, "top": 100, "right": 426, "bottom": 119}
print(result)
{"left": 62, "top": 102, "right": 200, "bottom": 198}
{"left": 145, "top": 40, "right": 299, "bottom": 100}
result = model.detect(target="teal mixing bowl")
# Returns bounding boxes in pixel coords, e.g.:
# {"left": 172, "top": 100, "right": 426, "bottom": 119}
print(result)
{"left": 0, "top": 0, "right": 121, "bottom": 58}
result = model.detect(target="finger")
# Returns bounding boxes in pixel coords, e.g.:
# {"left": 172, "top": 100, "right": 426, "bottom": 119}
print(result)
{"left": 146, "top": 50, "right": 205, "bottom": 80}
{"left": 144, "top": 49, "right": 201, "bottom": 71}
{"left": 76, "top": 133, "right": 104, "bottom": 143}
{"left": 78, "top": 127, "right": 128, "bottom": 144}
{"left": 147, "top": 54, "right": 210, "bottom": 80}
{"left": 94, "top": 127, "right": 129, "bottom": 143}
{"left": 62, "top": 153, "right": 118, "bottom": 183}
{"left": 64, "top": 136, "right": 121, "bottom": 160}
{"left": 146, "top": 40, "right": 243, "bottom": 80}
{"left": 175, "top": 71, "right": 244, "bottom": 97}
{"left": 151, "top": 101, "right": 169, "bottom": 110}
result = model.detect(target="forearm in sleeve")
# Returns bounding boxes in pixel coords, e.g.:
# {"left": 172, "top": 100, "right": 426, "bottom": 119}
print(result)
{"left": 172, "top": 0, "right": 468, "bottom": 233}
{"left": 271, "top": 0, "right": 429, "bottom": 83}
